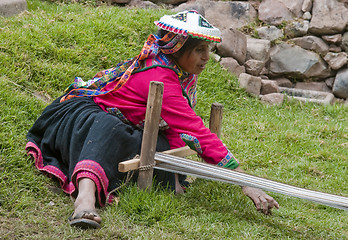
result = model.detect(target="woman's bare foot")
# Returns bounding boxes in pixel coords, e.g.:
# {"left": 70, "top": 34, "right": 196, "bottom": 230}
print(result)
{"left": 69, "top": 178, "right": 102, "bottom": 228}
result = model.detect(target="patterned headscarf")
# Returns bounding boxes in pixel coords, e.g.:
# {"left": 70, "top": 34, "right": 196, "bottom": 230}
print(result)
{"left": 60, "top": 32, "right": 189, "bottom": 99}
{"left": 60, "top": 10, "right": 221, "bottom": 108}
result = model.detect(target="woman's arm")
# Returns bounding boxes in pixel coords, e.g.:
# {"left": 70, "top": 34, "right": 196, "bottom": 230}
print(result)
{"left": 159, "top": 71, "right": 280, "bottom": 213}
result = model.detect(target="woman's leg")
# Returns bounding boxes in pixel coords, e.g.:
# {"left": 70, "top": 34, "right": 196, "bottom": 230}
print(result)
{"left": 174, "top": 174, "right": 184, "bottom": 194}
{"left": 72, "top": 178, "right": 102, "bottom": 224}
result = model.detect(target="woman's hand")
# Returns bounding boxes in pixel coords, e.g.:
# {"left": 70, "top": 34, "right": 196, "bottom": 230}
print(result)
{"left": 241, "top": 186, "right": 280, "bottom": 215}
{"left": 232, "top": 166, "right": 279, "bottom": 215}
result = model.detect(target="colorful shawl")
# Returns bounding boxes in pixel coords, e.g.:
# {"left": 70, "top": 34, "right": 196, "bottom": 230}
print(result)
{"left": 60, "top": 32, "right": 198, "bottom": 109}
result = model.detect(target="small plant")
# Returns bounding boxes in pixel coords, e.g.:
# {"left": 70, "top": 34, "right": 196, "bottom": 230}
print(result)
{"left": 239, "top": 17, "right": 263, "bottom": 39}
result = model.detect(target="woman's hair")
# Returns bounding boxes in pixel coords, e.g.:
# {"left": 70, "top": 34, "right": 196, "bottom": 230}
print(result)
{"left": 157, "top": 29, "right": 203, "bottom": 57}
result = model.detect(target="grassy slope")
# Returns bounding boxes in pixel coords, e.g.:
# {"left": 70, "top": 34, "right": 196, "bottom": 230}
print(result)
{"left": 0, "top": 0, "right": 347, "bottom": 239}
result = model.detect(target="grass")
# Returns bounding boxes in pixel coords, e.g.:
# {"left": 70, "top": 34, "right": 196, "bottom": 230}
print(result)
{"left": 0, "top": 0, "right": 348, "bottom": 239}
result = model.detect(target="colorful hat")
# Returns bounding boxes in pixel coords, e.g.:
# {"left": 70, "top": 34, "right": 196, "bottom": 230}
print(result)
{"left": 154, "top": 10, "right": 222, "bottom": 43}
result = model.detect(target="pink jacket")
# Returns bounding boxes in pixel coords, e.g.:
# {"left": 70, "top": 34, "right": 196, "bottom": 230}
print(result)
{"left": 93, "top": 66, "right": 239, "bottom": 168}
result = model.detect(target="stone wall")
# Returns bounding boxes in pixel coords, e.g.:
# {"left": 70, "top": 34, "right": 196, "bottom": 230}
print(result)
{"left": 128, "top": 0, "right": 348, "bottom": 105}
{"left": 0, "top": 0, "right": 27, "bottom": 17}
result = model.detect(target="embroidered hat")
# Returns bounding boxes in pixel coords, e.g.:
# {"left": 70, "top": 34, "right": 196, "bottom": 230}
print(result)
{"left": 154, "top": 10, "right": 222, "bottom": 43}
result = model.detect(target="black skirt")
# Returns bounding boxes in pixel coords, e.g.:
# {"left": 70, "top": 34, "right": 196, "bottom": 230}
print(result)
{"left": 26, "top": 96, "right": 175, "bottom": 206}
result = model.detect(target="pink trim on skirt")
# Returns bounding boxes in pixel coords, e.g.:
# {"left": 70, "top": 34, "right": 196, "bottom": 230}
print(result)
{"left": 25, "top": 141, "right": 113, "bottom": 206}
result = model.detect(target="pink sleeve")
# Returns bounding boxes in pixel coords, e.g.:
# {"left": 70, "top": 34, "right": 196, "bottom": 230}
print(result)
{"left": 159, "top": 70, "right": 239, "bottom": 168}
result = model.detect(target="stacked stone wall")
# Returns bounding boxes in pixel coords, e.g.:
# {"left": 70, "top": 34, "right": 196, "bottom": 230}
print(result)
{"left": 3, "top": 0, "right": 348, "bottom": 105}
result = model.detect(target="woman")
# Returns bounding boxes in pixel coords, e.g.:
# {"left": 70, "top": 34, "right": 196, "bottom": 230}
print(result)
{"left": 26, "top": 10, "right": 279, "bottom": 229}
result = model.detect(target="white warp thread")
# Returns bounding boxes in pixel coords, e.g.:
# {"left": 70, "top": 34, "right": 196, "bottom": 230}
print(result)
{"left": 154, "top": 153, "right": 348, "bottom": 211}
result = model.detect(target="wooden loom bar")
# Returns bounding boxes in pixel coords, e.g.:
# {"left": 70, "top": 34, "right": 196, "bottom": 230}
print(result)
{"left": 118, "top": 146, "right": 195, "bottom": 173}
{"left": 137, "top": 81, "right": 164, "bottom": 190}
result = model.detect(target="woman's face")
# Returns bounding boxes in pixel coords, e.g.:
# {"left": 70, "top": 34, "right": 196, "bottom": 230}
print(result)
{"left": 175, "top": 41, "right": 210, "bottom": 75}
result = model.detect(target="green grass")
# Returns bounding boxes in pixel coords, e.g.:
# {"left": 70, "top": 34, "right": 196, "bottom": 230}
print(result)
{"left": 1, "top": 1, "right": 348, "bottom": 239}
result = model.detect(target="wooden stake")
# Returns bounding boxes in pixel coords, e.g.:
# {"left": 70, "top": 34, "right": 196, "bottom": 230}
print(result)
{"left": 209, "top": 102, "right": 223, "bottom": 138}
{"left": 137, "top": 81, "right": 164, "bottom": 191}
